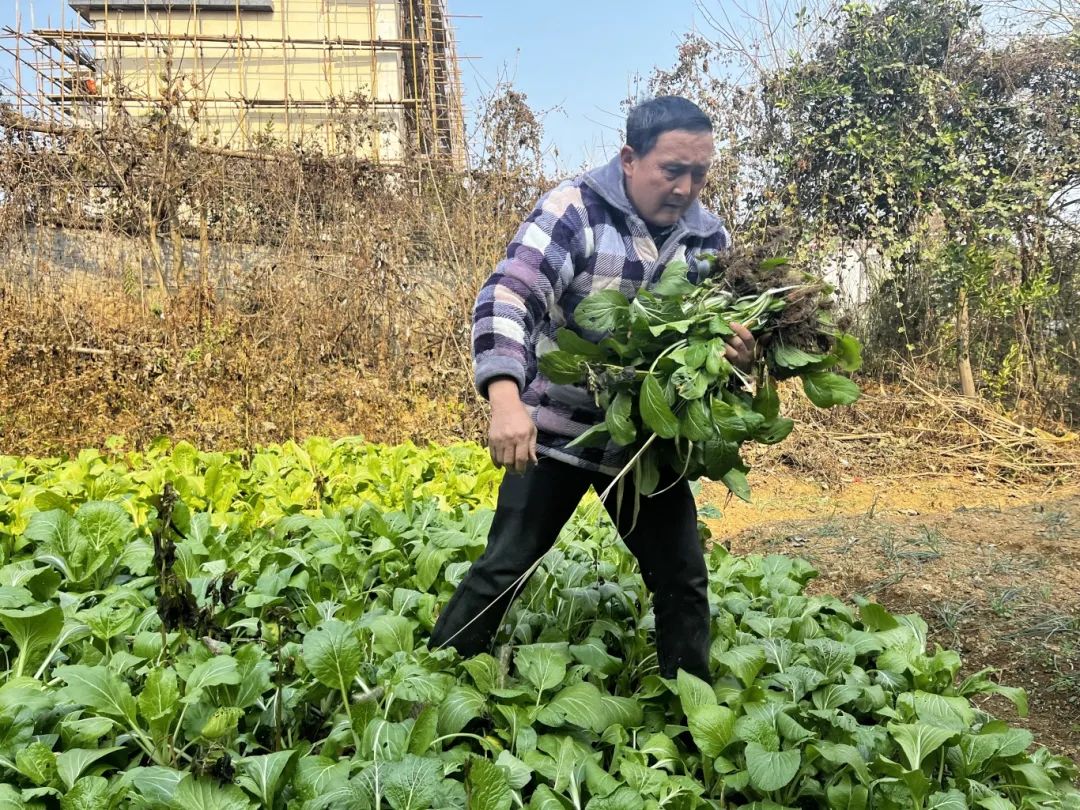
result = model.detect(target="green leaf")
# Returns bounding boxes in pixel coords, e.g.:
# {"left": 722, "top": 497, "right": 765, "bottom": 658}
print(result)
{"left": 529, "top": 785, "right": 570, "bottom": 810}
{"left": 556, "top": 328, "right": 606, "bottom": 360}
{"left": 302, "top": 620, "right": 361, "bottom": 694}
{"left": 597, "top": 694, "right": 643, "bottom": 729}
{"left": 716, "top": 644, "right": 766, "bottom": 687}
{"left": 74, "top": 501, "right": 134, "bottom": 550}
{"left": 605, "top": 393, "right": 637, "bottom": 446}
{"left": 811, "top": 741, "right": 871, "bottom": 786}
{"left": 171, "top": 774, "right": 254, "bottom": 810}
{"left": 721, "top": 469, "right": 751, "bottom": 503}
{"left": 634, "top": 448, "right": 661, "bottom": 496}
{"left": 858, "top": 601, "right": 898, "bottom": 631}
{"left": 183, "top": 655, "right": 241, "bottom": 702}
{"left": 706, "top": 338, "right": 733, "bottom": 376}
{"left": 535, "top": 681, "right": 611, "bottom": 733}
{"left": 496, "top": 750, "right": 533, "bottom": 790}
{"left": 24, "top": 509, "right": 82, "bottom": 556}
{"left": 408, "top": 705, "right": 439, "bottom": 756}
{"left": 958, "top": 670, "right": 1028, "bottom": 717}
{"left": 569, "top": 641, "right": 622, "bottom": 676}
{"left": 737, "top": 715, "right": 780, "bottom": 750}
{"left": 926, "top": 790, "right": 968, "bottom": 810}
{"left": 587, "top": 787, "right": 646, "bottom": 810}
{"left": 515, "top": 643, "right": 572, "bottom": 694}
{"left": 567, "top": 423, "right": 612, "bottom": 449}
{"left": 0, "top": 586, "right": 33, "bottom": 609}
{"left": 367, "top": 614, "right": 415, "bottom": 657}
{"left": 907, "top": 691, "right": 975, "bottom": 731}
{"left": 812, "top": 684, "right": 862, "bottom": 711}
{"left": 995, "top": 727, "right": 1034, "bottom": 758}
{"left": 826, "top": 781, "right": 869, "bottom": 810}
{"left": 807, "top": 638, "right": 857, "bottom": 680}
{"left": 639, "top": 375, "right": 679, "bottom": 439}
{"left": 802, "top": 372, "right": 861, "bottom": 408}
{"left": 834, "top": 334, "right": 863, "bottom": 372}
{"left": 575, "top": 289, "right": 630, "bottom": 333}
{"left": 753, "top": 417, "right": 795, "bottom": 445}
{"left": 56, "top": 748, "right": 123, "bottom": 791}
{"left": 652, "top": 261, "right": 697, "bottom": 296}
{"left": 709, "top": 399, "right": 751, "bottom": 441}
{"left": 414, "top": 545, "right": 453, "bottom": 593}
{"left": 82, "top": 601, "right": 138, "bottom": 641}
{"left": 679, "top": 398, "right": 714, "bottom": 441}
{"left": 370, "top": 755, "right": 440, "bottom": 810}
{"left": 55, "top": 665, "right": 137, "bottom": 723}
{"left": 760, "top": 257, "right": 790, "bottom": 269}
{"left": 466, "top": 756, "right": 513, "bottom": 810}
{"left": 0, "top": 784, "right": 24, "bottom": 810}
{"left": 888, "top": 722, "right": 956, "bottom": 769}
{"left": 462, "top": 655, "right": 502, "bottom": 694}
{"left": 683, "top": 341, "right": 710, "bottom": 370}
{"left": 772, "top": 344, "right": 825, "bottom": 369}
{"left": 975, "top": 797, "right": 1015, "bottom": 810}
{"left": 294, "top": 756, "right": 350, "bottom": 801}
{"left": 129, "top": 766, "right": 186, "bottom": 804}
{"left": 15, "top": 740, "right": 56, "bottom": 786}
{"left": 618, "top": 759, "right": 667, "bottom": 796}
{"left": 438, "top": 686, "right": 486, "bottom": 735}
{"left": 236, "top": 750, "right": 297, "bottom": 807}
{"left": 687, "top": 705, "right": 736, "bottom": 759}
{"left": 538, "top": 350, "right": 587, "bottom": 385}
{"left": 1007, "top": 761, "right": 1056, "bottom": 793}
{"left": 677, "top": 670, "right": 717, "bottom": 711}
{"left": 550, "top": 735, "right": 580, "bottom": 793}
{"left": 745, "top": 742, "right": 800, "bottom": 792}
{"left": 199, "top": 706, "right": 244, "bottom": 740}
{"left": 753, "top": 379, "right": 780, "bottom": 419}
{"left": 671, "top": 366, "right": 709, "bottom": 399}
{"left": 61, "top": 775, "right": 111, "bottom": 810}
{"left": 0, "top": 604, "right": 63, "bottom": 675}
{"left": 639, "top": 732, "right": 680, "bottom": 770}
{"left": 138, "top": 667, "right": 179, "bottom": 734}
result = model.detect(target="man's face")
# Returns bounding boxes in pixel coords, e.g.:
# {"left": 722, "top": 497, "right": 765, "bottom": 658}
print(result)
{"left": 621, "top": 129, "right": 714, "bottom": 228}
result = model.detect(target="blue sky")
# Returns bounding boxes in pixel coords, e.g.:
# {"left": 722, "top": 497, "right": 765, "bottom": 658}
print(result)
{"left": 450, "top": 2, "right": 701, "bottom": 170}
{"left": 0, "top": 1, "right": 702, "bottom": 169}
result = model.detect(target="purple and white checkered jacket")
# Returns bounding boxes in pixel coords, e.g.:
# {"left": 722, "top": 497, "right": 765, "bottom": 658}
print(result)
{"left": 472, "top": 155, "right": 731, "bottom": 474}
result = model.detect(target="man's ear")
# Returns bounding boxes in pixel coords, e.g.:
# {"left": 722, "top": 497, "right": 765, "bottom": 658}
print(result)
{"left": 619, "top": 144, "right": 636, "bottom": 176}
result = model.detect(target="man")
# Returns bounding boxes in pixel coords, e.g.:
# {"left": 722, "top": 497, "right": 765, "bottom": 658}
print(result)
{"left": 430, "top": 96, "right": 756, "bottom": 680}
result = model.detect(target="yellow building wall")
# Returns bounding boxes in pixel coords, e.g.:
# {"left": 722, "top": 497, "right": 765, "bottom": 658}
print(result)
{"left": 85, "top": 0, "right": 406, "bottom": 157}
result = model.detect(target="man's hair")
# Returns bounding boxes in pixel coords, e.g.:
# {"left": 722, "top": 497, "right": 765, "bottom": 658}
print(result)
{"left": 626, "top": 96, "right": 712, "bottom": 156}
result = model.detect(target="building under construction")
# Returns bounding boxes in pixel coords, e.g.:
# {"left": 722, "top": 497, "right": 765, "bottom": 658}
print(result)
{"left": 0, "top": 0, "right": 466, "bottom": 163}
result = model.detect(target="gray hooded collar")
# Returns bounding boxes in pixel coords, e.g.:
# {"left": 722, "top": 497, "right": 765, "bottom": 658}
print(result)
{"left": 581, "top": 154, "right": 725, "bottom": 239}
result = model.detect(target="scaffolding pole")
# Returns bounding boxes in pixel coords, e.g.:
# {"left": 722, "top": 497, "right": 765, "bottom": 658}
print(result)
{"left": 0, "top": 0, "right": 467, "bottom": 163}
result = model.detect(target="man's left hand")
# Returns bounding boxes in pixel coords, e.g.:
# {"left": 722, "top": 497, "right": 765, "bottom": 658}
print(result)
{"left": 724, "top": 322, "right": 758, "bottom": 371}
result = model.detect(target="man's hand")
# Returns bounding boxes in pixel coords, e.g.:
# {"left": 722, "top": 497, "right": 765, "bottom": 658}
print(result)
{"left": 487, "top": 379, "right": 538, "bottom": 475}
{"left": 724, "top": 322, "right": 758, "bottom": 371}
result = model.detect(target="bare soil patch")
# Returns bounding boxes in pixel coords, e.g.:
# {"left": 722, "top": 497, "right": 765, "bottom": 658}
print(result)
{"left": 703, "top": 473, "right": 1080, "bottom": 764}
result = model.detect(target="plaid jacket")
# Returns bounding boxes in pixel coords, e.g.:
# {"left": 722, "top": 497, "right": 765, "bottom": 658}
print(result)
{"left": 472, "top": 155, "right": 731, "bottom": 474}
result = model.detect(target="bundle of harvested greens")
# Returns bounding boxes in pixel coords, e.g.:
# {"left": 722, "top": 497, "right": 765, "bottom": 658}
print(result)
{"left": 538, "top": 246, "right": 862, "bottom": 501}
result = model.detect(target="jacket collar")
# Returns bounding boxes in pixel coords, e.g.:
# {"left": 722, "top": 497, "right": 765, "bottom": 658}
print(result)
{"left": 581, "top": 154, "right": 725, "bottom": 239}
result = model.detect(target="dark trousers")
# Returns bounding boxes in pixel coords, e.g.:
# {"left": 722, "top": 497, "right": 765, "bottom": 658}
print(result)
{"left": 429, "top": 457, "right": 711, "bottom": 679}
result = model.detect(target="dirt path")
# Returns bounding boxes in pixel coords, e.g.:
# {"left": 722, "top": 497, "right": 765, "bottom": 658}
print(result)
{"left": 701, "top": 473, "right": 1080, "bottom": 765}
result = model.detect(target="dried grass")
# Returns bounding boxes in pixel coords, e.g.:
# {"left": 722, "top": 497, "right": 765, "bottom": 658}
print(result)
{"left": 751, "top": 369, "right": 1080, "bottom": 487}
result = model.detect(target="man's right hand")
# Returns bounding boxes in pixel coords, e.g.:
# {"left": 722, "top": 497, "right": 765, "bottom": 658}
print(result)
{"left": 487, "top": 379, "right": 538, "bottom": 475}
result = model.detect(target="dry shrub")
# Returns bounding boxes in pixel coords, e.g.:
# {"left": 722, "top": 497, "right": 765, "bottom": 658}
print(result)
{"left": 0, "top": 94, "right": 544, "bottom": 455}
{"left": 745, "top": 368, "right": 1080, "bottom": 487}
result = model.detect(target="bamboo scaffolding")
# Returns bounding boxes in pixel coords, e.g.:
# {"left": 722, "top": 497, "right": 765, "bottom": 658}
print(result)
{"left": 0, "top": 0, "right": 466, "bottom": 162}
{"left": 30, "top": 28, "right": 446, "bottom": 51}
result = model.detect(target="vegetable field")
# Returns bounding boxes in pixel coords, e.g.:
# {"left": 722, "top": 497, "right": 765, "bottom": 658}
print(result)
{"left": 0, "top": 439, "right": 1077, "bottom": 809}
